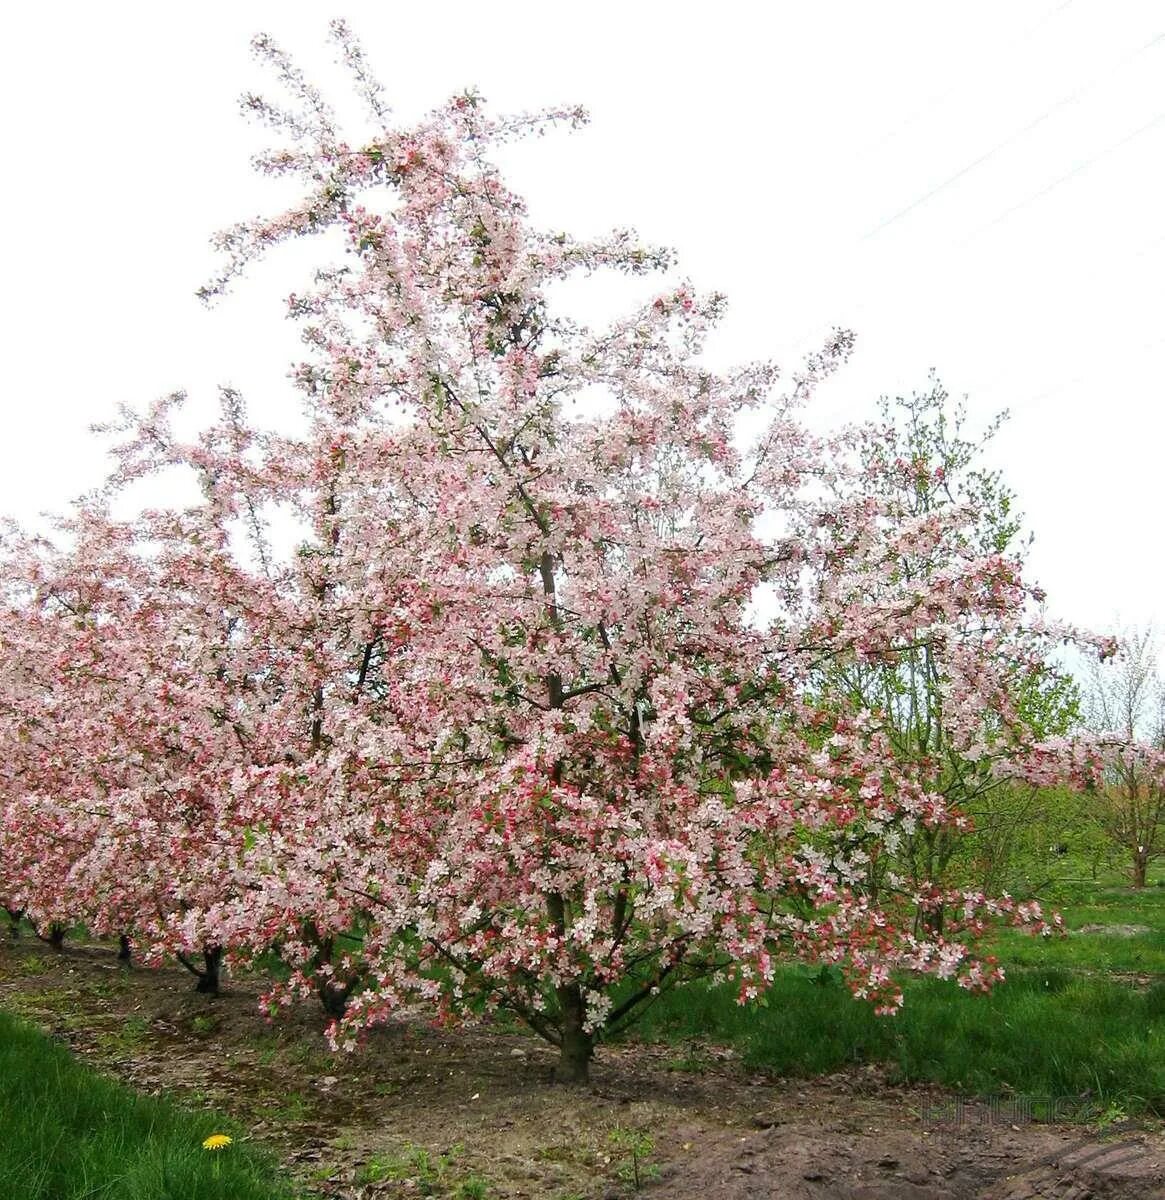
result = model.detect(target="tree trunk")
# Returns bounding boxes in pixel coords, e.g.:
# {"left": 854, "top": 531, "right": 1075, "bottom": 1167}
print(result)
{"left": 319, "top": 978, "right": 353, "bottom": 1019}
{"left": 5, "top": 908, "right": 21, "bottom": 939}
{"left": 924, "top": 906, "right": 945, "bottom": 937}
{"left": 45, "top": 923, "right": 65, "bottom": 951}
{"left": 1132, "top": 851, "right": 1149, "bottom": 889}
{"left": 305, "top": 930, "right": 356, "bottom": 1018}
{"left": 196, "top": 946, "right": 223, "bottom": 994}
{"left": 117, "top": 934, "right": 133, "bottom": 964}
{"left": 556, "top": 983, "right": 593, "bottom": 1085}
{"left": 176, "top": 945, "right": 224, "bottom": 992}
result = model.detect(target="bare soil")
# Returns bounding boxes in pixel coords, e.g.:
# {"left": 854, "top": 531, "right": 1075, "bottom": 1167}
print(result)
{"left": 2, "top": 937, "right": 1163, "bottom": 1199}
{"left": 1076, "top": 924, "right": 1153, "bottom": 937}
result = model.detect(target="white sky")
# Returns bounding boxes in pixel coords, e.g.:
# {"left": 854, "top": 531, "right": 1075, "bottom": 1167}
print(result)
{"left": 1, "top": 1, "right": 1162, "bottom": 648}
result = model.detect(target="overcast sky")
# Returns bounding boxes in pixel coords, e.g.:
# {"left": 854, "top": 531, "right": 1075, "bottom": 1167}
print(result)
{"left": 1, "top": 1, "right": 1162, "bottom": 650}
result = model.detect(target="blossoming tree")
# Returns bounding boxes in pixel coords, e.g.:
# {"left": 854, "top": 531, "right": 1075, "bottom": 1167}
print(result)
{"left": 1084, "top": 628, "right": 1165, "bottom": 887}
{"left": 0, "top": 501, "right": 276, "bottom": 989}
{"left": 811, "top": 382, "right": 1108, "bottom": 909}
{"left": 0, "top": 24, "right": 1120, "bottom": 1084}
{"left": 182, "top": 24, "right": 1110, "bottom": 1081}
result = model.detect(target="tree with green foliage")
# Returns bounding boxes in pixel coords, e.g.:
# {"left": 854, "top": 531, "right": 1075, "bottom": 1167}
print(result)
{"left": 1085, "top": 626, "right": 1165, "bottom": 888}
{"left": 818, "top": 379, "right": 1088, "bottom": 917}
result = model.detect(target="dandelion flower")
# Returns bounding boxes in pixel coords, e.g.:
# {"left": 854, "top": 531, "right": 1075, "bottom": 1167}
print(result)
{"left": 202, "top": 1133, "right": 233, "bottom": 1151}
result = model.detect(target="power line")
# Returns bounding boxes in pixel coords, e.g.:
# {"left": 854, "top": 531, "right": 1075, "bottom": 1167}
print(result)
{"left": 982, "top": 330, "right": 1165, "bottom": 411}
{"left": 865, "top": 32, "right": 1165, "bottom": 241}
{"left": 962, "top": 108, "right": 1165, "bottom": 243}
{"left": 777, "top": 15, "right": 1165, "bottom": 363}
{"left": 869, "top": 0, "right": 1078, "bottom": 154}
{"left": 783, "top": 198, "right": 1165, "bottom": 375}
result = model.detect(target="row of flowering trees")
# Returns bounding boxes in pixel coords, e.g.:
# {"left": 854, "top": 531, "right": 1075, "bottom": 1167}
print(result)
{"left": 0, "top": 24, "right": 1151, "bottom": 1082}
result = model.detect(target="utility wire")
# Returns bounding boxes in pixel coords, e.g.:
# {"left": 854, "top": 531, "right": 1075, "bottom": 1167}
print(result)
{"left": 784, "top": 183, "right": 1165, "bottom": 373}
{"left": 784, "top": 20, "right": 1165, "bottom": 360}
{"left": 870, "top": 0, "right": 1078, "bottom": 153}
{"left": 962, "top": 108, "right": 1165, "bottom": 243}
{"left": 1024, "top": 330, "right": 1165, "bottom": 408}
{"left": 972, "top": 308, "right": 1161, "bottom": 404}
{"left": 865, "top": 31, "right": 1165, "bottom": 241}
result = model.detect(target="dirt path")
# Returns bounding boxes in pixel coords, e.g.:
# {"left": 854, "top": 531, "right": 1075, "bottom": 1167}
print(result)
{"left": 2, "top": 939, "right": 1162, "bottom": 1199}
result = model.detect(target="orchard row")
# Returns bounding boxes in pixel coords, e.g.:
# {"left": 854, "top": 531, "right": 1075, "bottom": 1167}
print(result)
{"left": 1, "top": 24, "right": 1156, "bottom": 1083}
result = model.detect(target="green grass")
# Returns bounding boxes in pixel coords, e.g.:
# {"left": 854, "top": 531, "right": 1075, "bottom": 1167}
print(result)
{"left": 625, "top": 882, "right": 1165, "bottom": 1115}
{"left": 627, "top": 967, "right": 1165, "bottom": 1113}
{"left": 983, "top": 882, "right": 1165, "bottom": 976}
{"left": 0, "top": 1010, "right": 297, "bottom": 1200}
{"left": 986, "top": 925, "right": 1165, "bottom": 975}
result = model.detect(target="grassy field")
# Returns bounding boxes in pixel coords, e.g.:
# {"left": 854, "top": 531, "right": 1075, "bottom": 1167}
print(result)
{"left": 988, "top": 882, "right": 1165, "bottom": 975}
{"left": 2, "top": 874, "right": 1163, "bottom": 1198}
{"left": 623, "top": 875, "right": 1165, "bottom": 1115}
{"left": 0, "top": 1009, "right": 296, "bottom": 1200}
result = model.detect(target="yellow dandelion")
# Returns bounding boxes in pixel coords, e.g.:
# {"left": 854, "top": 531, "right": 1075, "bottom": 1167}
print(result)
{"left": 202, "top": 1133, "right": 233, "bottom": 1151}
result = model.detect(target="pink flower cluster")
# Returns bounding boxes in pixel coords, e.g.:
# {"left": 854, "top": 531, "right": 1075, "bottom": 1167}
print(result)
{"left": 0, "top": 24, "right": 1124, "bottom": 1077}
